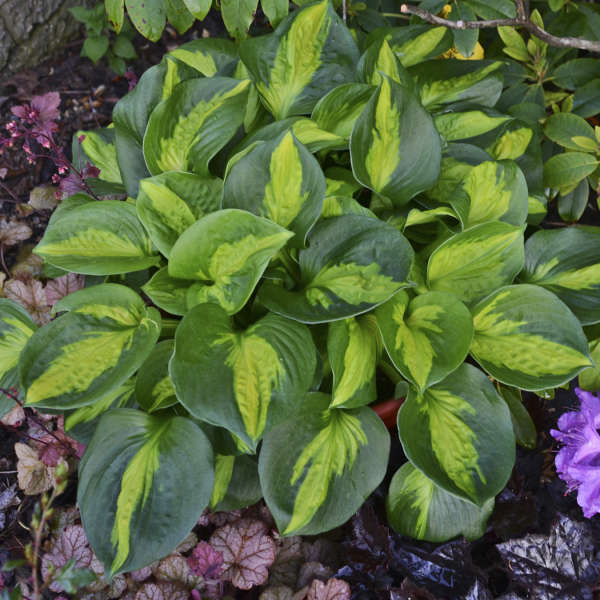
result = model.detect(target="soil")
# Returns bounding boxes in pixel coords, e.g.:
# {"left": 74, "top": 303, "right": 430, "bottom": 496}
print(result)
{"left": 1, "top": 14, "right": 600, "bottom": 600}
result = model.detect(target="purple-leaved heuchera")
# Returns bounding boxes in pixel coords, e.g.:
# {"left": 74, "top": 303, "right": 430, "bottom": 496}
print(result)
{"left": 551, "top": 388, "right": 600, "bottom": 518}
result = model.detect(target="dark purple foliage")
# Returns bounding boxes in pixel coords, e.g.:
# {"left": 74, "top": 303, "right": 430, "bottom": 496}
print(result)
{"left": 187, "top": 541, "right": 224, "bottom": 580}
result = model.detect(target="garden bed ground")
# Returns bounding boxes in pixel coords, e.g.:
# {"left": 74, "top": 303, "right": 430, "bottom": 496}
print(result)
{"left": 1, "top": 16, "right": 600, "bottom": 600}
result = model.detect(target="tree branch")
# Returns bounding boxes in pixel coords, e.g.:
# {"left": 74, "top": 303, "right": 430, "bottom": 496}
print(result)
{"left": 399, "top": 3, "right": 600, "bottom": 53}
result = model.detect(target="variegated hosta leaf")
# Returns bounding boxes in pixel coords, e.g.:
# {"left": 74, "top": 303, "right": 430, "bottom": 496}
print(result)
{"left": 114, "top": 55, "right": 203, "bottom": 196}
{"left": 311, "top": 84, "right": 375, "bottom": 141}
{"left": 78, "top": 409, "right": 213, "bottom": 576}
{"left": 259, "top": 393, "right": 390, "bottom": 535}
{"left": 135, "top": 340, "right": 177, "bottom": 413}
{"left": 470, "top": 284, "right": 593, "bottom": 391}
{"left": 519, "top": 227, "right": 600, "bottom": 325}
{"left": 425, "top": 155, "right": 479, "bottom": 206}
{"left": 169, "top": 38, "right": 238, "bottom": 76}
{"left": 170, "top": 303, "right": 316, "bottom": 448}
{"left": 34, "top": 200, "right": 160, "bottom": 275}
{"left": 410, "top": 60, "right": 504, "bottom": 111}
{"left": 143, "top": 77, "right": 250, "bottom": 176}
{"left": 239, "top": 0, "right": 359, "bottom": 119}
{"left": 0, "top": 298, "right": 37, "bottom": 388}
{"left": 210, "top": 454, "right": 262, "bottom": 511}
{"left": 449, "top": 160, "right": 528, "bottom": 229}
{"left": 64, "top": 380, "right": 136, "bottom": 445}
{"left": 141, "top": 267, "right": 193, "bottom": 316}
{"left": 350, "top": 76, "right": 441, "bottom": 206}
{"left": 387, "top": 462, "right": 494, "bottom": 542}
{"left": 433, "top": 110, "right": 512, "bottom": 142}
{"left": 327, "top": 314, "right": 381, "bottom": 409}
{"left": 222, "top": 131, "right": 325, "bottom": 247}
{"left": 376, "top": 291, "right": 473, "bottom": 393}
{"left": 321, "top": 196, "right": 375, "bottom": 219}
{"left": 398, "top": 363, "right": 515, "bottom": 505}
{"left": 74, "top": 127, "right": 123, "bottom": 184}
{"left": 169, "top": 209, "right": 293, "bottom": 315}
{"left": 258, "top": 215, "right": 414, "bottom": 323}
{"left": 235, "top": 116, "right": 346, "bottom": 154}
{"left": 20, "top": 284, "right": 161, "bottom": 410}
{"left": 427, "top": 221, "right": 525, "bottom": 305}
{"left": 357, "top": 38, "right": 411, "bottom": 88}
{"left": 366, "top": 25, "right": 452, "bottom": 68}
{"left": 136, "top": 171, "right": 222, "bottom": 258}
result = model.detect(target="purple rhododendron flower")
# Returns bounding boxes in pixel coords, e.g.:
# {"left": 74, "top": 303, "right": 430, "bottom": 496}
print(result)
{"left": 550, "top": 388, "right": 600, "bottom": 518}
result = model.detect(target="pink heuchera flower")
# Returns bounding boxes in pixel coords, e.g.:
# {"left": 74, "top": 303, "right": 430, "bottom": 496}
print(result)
{"left": 550, "top": 388, "right": 600, "bottom": 518}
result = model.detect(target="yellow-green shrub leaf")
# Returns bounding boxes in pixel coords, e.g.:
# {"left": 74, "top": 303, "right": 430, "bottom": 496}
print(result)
{"left": 143, "top": 77, "right": 250, "bottom": 176}
{"left": 259, "top": 393, "right": 389, "bottom": 535}
{"left": 259, "top": 215, "right": 413, "bottom": 323}
{"left": 170, "top": 303, "right": 316, "bottom": 448}
{"left": 387, "top": 462, "right": 494, "bottom": 542}
{"left": 427, "top": 222, "right": 525, "bottom": 305}
{"left": 398, "top": 363, "right": 515, "bottom": 504}
{"left": 78, "top": 409, "right": 213, "bottom": 576}
{"left": 34, "top": 200, "right": 160, "bottom": 275}
{"left": 376, "top": 291, "right": 473, "bottom": 393}
{"left": 520, "top": 227, "right": 600, "bottom": 325}
{"left": 543, "top": 152, "right": 599, "bottom": 195}
{"left": 239, "top": 0, "right": 359, "bottom": 119}
{"left": 470, "top": 284, "right": 592, "bottom": 390}
{"left": 350, "top": 76, "right": 441, "bottom": 206}
{"left": 544, "top": 112, "right": 598, "bottom": 152}
{"left": 169, "top": 209, "right": 293, "bottom": 315}
{"left": 137, "top": 171, "right": 222, "bottom": 258}
{"left": 327, "top": 314, "right": 381, "bottom": 409}
{"left": 20, "top": 284, "right": 161, "bottom": 410}
{"left": 222, "top": 131, "right": 325, "bottom": 248}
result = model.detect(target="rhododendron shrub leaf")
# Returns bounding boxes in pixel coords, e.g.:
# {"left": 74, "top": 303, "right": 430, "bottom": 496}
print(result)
{"left": 78, "top": 409, "right": 214, "bottom": 576}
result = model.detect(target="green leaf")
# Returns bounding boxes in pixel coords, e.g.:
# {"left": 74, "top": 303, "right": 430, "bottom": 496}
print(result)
{"left": 106, "top": 0, "right": 125, "bottom": 32}
{"left": 312, "top": 84, "right": 375, "bottom": 141}
{"left": 470, "top": 284, "right": 592, "bottom": 391}
{"left": 449, "top": 3, "right": 478, "bottom": 58}
{"left": 136, "top": 171, "right": 222, "bottom": 258}
{"left": 427, "top": 222, "right": 525, "bottom": 305}
{"left": 398, "top": 363, "right": 515, "bottom": 504}
{"left": 239, "top": 0, "right": 359, "bottom": 119}
{"left": 519, "top": 226, "right": 600, "bottom": 325}
{"left": 78, "top": 409, "right": 213, "bottom": 576}
{"left": 171, "top": 303, "right": 316, "bottom": 447}
{"left": 141, "top": 267, "right": 193, "bottom": 316}
{"left": 543, "top": 152, "right": 598, "bottom": 195}
{"left": 552, "top": 59, "right": 600, "bottom": 91}
{"left": 52, "top": 561, "right": 96, "bottom": 594}
{"left": 135, "top": 340, "right": 177, "bottom": 413}
{"left": 350, "top": 76, "right": 441, "bottom": 206}
{"left": 463, "top": 0, "right": 515, "bottom": 19}
{"left": 143, "top": 77, "right": 250, "bottom": 176}
{"left": 210, "top": 454, "right": 262, "bottom": 511}
{"left": 125, "top": 0, "right": 166, "bottom": 41}
{"left": 169, "top": 209, "right": 293, "bottom": 315}
{"left": 182, "top": 0, "right": 211, "bottom": 19}
{"left": 34, "top": 200, "right": 160, "bottom": 275}
{"left": 497, "top": 26, "right": 529, "bottom": 61}
{"left": 387, "top": 462, "right": 494, "bottom": 542}
{"left": 0, "top": 299, "right": 37, "bottom": 388}
{"left": 221, "top": 0, "right": 258, "bottom": 40}
{"left": 259, "top": 393, "right": 390, "bottom": 535}
{"left": 164, "top": 0, "right": 195, "bottom": 34}
{"left": 544, "top": 113, "right": 598, "bottom": 152}
{"left": 74, "top": 127, "right": 122, "bottom": 184}
{"left": 357, "top": 38, "right": 411, "bottom": 87}
{"left": 450, "top": 160, "right": 529, "bottom": 229}
{"left": 328, "top": 314, "right": 380, "bottom": 408}
{"left": 258, "top": 215, "right": 414, "bottom": 323}
{"left": 497, "top": 384, "right": 537, "bottom": 449}
{"left": 261, "top": 0, "right": 288, "bottom": 27}
{"left": 579, "top": 339, "right": 600, "bottom": 392}
{"left": 168, "top": 39, "right": 238, "bottom": 77}
{"left": 20, "top": 284, "right": 161, "bottom": 409}
{"left": 113, "top": 34, "right": 137, "bottom": 59}
{"left": 410, "top": 60, "right": 504, "bottom": 112}
{"left": 434, "top": 110, "right": 511, "bottom": 142}
{"left": 82, "top": 35, "right": 110, "bottom": 63}
{"left": 223, "top": 131, "right": 325, "bottom": 248}
{"left": 376, "top": 291, "right": 473, "bottom": 393}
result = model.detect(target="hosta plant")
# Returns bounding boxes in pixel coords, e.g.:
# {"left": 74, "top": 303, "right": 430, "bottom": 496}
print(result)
{"left": 2, "top": 0, "right": 600, "bottom": 578}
